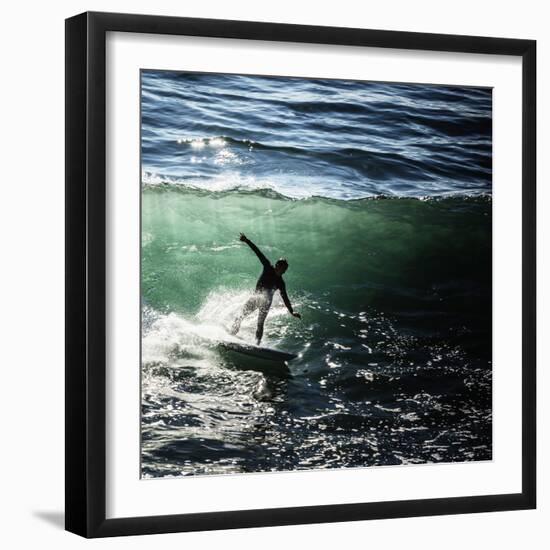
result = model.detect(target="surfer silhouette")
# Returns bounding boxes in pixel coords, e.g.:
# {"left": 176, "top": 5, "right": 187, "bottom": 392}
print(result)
{"left": 230, "top": 233, "right": 301, "bottom": 345}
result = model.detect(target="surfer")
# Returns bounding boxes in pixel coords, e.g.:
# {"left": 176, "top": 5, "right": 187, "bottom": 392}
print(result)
{"left": 230, "top": 233, "right": 301, "bottom": 344}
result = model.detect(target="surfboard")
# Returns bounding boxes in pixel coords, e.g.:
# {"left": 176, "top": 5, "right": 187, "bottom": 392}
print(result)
{"left": 218, "top": 341, "right": 297, "bottom": 363}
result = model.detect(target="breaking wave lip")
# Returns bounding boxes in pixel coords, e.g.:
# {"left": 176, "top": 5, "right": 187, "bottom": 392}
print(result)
{"left": 142, "top": 171, "right": 492, "bottom": 202}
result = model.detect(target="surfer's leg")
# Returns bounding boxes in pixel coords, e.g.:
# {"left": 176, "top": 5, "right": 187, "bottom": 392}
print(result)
{"left": 230, "top": 296, "right": 258, "bottom": 335}
{"left": 255, "top": 296, "right": 272, "bottom": 345}
{"left": 255, "top": 310, "right": 267, "bottom": 344}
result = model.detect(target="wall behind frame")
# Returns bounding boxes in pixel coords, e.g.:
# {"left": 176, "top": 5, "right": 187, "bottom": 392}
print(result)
{"left": 0, "top": 1, "right": 545, "bottom": 548}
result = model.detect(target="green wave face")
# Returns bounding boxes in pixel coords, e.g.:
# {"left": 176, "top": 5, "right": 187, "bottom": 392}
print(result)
{"left": 142, "top": 188, "right": 491, "bottom": 327}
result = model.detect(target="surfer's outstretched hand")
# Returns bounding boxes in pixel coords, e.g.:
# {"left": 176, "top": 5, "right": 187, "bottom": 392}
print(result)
{"left": 239, "top": 232, "right": 248, "bottom": 242}
{"left": 292, "top": 312, "right": 301, "bottom": 319}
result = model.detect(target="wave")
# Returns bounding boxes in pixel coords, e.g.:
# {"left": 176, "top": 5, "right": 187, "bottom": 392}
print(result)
{"left": 142, "top": 132, "right": 491, "bottom": 187}
{"left": 142, "top": 186, "right": 491, "bottom": 349}
{"left": 142, "top": 170, "right": 492, "bottom": 201}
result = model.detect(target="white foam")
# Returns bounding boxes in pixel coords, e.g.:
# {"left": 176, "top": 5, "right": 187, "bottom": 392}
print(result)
{"left": 142, "top": 288, "right": 293, "bottom": 366}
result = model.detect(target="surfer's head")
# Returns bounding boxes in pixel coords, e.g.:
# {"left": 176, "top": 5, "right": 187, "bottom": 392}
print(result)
{"left": 275, "top": 258, "right": 288, "bottom": 275}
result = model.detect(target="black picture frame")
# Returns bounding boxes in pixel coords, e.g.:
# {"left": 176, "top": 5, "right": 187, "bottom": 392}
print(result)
{"left": 65, "top": 11, "right": 536, "bottom": 538}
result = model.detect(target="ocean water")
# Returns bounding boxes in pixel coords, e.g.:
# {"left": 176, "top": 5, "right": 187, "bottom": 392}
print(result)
{"left": 140, "top": 71, "right": 492, "bottom": 477}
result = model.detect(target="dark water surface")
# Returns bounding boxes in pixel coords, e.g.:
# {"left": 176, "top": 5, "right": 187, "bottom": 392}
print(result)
{"left": 140, "top": 71, "right": 492, "bottom": 477}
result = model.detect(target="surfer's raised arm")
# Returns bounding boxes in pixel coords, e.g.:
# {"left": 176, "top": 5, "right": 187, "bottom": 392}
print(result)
{"left": 279, "top": 281, "right": 301, "bottom": 319}
{"left": 239, "top": 233, "right": 270, "bottom": 267}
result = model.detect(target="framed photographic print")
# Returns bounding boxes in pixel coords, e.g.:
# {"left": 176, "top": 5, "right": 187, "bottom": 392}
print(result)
{"left": 65, "top": 11, "right": 536, "bottom": 538}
